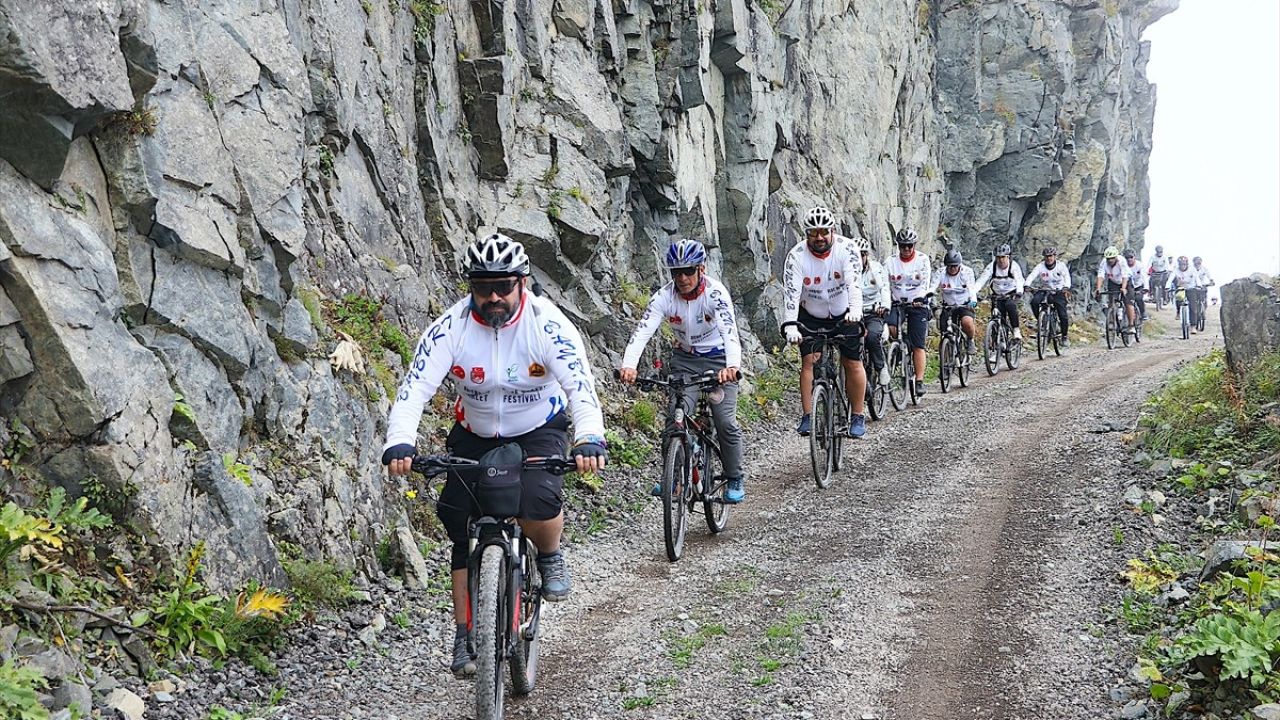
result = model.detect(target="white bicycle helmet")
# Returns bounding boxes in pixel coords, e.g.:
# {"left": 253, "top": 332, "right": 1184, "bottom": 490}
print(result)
{"left": 852, "top": 236, "right": 871, "bottom": 254}
{"left": 801, "top": 206, "right": 835, "bottom": 232}
{"left": 464, "top": 233, "right": 531, "bottom": 277}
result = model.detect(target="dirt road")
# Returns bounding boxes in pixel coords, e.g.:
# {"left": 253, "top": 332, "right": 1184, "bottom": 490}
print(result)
{"left": 188, "top": 311, "right": 1218, "bottom": 720}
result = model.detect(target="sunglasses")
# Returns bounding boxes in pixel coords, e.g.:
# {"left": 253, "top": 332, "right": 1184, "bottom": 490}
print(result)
{"left": 806, "top": 229, "right": 832, "bottom": 238}
{"left": 670, "top": 267, "right": 699, "bottom": 278}
{"left": 470, "top": 278, "right": 520, "bottom": 297}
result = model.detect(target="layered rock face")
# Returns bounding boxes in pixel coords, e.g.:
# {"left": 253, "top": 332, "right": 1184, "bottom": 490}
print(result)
{"left": 1220, "top": 277, "right": 1280, "bottom": 375}
{"left": 936, "top": 0, "right": 1176, "bottom": 279}
{"left": 0, "top": 0, "right": 1171, "bottom": 587}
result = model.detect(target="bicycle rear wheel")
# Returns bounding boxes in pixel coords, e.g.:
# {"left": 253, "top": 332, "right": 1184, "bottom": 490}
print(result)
{"left": 1105, "top": 307, "right": 1116, "bottom": 349}
{"left": 831, "top": 381, "right": 846, "bottom": 473}
{"left": 984, "top": 321, "right": 1000, "bottom": 376}
{"left": 1197, "top": 304, "right": 1206, "bottom": 332}
{"left": 809, "top": 382, "right": 833, "bottom": 489}
{"left": 660, "top": 437, "right": 688, "bottom": 562}
{"left": 1120, "top": 307, "right": 1131, "bottom": 348}
{"left": 957, "top": 340, "right": 971, "bottom": 387}
{"left": 509, "top": 539, "right": 541, "bottom": 696}
{"left": 938, "top": 337, "right": 953, "bottom": 393}
{"left": 475, "top": 544, "right": 506, "bottom": 720}
{"left": 866, "top": 359, "right": 886, "bottom": 420}
{"left": 702, "top": 442, "right": 730, "bottom": 534}
{"left": 887, "top": 342, "right": 907, "bottom": 411}
{"left": 1180, "top": 304, "right": 1189, "bottom": 339}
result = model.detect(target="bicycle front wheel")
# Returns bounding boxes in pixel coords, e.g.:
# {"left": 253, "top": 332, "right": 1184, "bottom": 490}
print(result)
{"left": 660, "top": 437, "right": 689, "bottom": 562}
{"left": 957, "top": 338, "right": 971, "bottom": 387}
{"left": 867, "top": 361, "right": 887, "bottom": 420}
{"left": 475, "top": 544, "right": 506, "bottom": 720}
{"left": 509, "top": 539, "right": 541, "bottom": 696}
{"left": 887, "top": 342, "right": 907, "bottom": 411}
{"left": 1180, "top": 304, "right": 1189, "bottom": 339}
{"left": 1036, "top": 313, "right": 1048, "bottom": 360}
{"left": 1007, "top": 330, "right": 1021, "bottom": 370}
{"left": 984, "top": 321, "right": 1000, "bottom": 376}
{"left": 1120, "top": 307, "right": 1131, "bottom": 348}
{"left": 938, "top": 337, "right": 953, "bottom": 393}
{"left": 702, "top": 443, "right": 730, "bottom": 534}
{"left": 809, "top": 382, "right": 833, "bottom": 489}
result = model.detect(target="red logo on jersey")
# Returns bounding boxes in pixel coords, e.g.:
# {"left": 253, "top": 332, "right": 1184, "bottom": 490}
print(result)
{"left": 803, "top": 277, "right": 812, "bottom": 286}
{"left": 834, "top": 272, "right": 842, "bottom": 280}
{"left": 528, "top": 363, "right": 546, "bottom": 378}
{"left": 470, "top": 367, "right": 485, "bottom": 384}
{"left": 814, "top": 276, "right": 822, "bottom": 285}
{"left": 669, "top": 315, "right": 683, "bottom": 324}
{"left": 451, "top": 365, "right": 465, "bottom": 379}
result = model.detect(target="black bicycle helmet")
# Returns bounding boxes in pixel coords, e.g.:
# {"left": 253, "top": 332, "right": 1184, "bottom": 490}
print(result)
{"left": 1042, "top": 247, "right": 1057, "bottom": 257}
{"left": 1123, "top": 248, "right": 1136, "bottom": 259}
{"left": 896, "top": 228, "right": 918, "bottom": 246}
{"left": 944, "top": 248, "right": 963, "bottom": 266}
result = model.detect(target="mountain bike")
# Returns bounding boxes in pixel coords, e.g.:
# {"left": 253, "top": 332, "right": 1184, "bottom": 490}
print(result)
{"left": 625, "top": 369, "right": 735, "bottom": 561}
{"left": 887, "top": 299, "right": 923, "bottom": 409}
{"left": 410, "top": 453, "right": 576, "bottom": 720}
{"left": 862, "top": 319, "right": 889, "bottom": 420}
{"left": 783, "top": 321, "right": 853, "bottom": 489}
{"left": 936, "top": 306, "right": 972, "bottom": 393}
{"left": 1032, "top": 290, "right": 1066, "bottom": 360}
{"left": 1100, "top": 289, "right": 1131, "bottom": 349}
{"left": 1174, "top": 288, "right": 1190, "bottom": 340}
{"left": 1194, "top": 286, "right": 1210, "bottom": 332}
{"left": 983, "top": 293, "right": 1022, "bottom": 375}
{"left": 1149, "top": 271, "right": 1168, "bottom": 312}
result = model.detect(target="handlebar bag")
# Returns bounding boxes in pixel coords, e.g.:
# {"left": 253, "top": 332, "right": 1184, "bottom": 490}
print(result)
{"left": 471, "top": 443, "right": 524, "bottom": 518}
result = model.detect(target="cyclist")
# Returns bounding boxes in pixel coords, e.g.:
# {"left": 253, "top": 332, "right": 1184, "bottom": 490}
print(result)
{"left": 781, "top": 206, "right": 867, "bottom": 438}
{"left": 857, "top": 236, "right": 891, "bottom": 386}
{"left": 1024, "top": 247, "right": 1072, "bottom": 347}
{"left": 931, "top": 248, "right": 978, "bottom": 355}
{"left": 618, "top": 239, "right": 745, "bottom": 503}
{"left": 1167, "top": 255, "right": 1200, "bottom": 332}
{"left": 975, "top": 243, "right": 1026, "bottom": 342}
{"left": 1191, "top": 256, "right": 1214, "bottom": 328}
{"left": 1094, "top": 245, "right": 1134, "bottom": 330}
{"left": 380, "top": 233, "right": 608, "bottom": 677}
{"left": 1125, "top": 249, "right": 1148, "bottom": 321}
{"left": 1148, "top": 244, "right": 1170, "bottom": 306}
{"left": 885, "top": 228, "right": 932, "bottom": 397}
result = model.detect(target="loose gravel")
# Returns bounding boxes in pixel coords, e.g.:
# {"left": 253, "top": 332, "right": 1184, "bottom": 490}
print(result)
{"left": 138, "top": 312, "right": 1219, "bottom": 720}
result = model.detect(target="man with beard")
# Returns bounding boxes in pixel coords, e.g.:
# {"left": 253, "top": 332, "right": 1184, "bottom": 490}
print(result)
{"left": 381, "top": 232, "right": 607, "bottom": 677}
{"left": 885, "top": 228, "right": 933, "bottom": 396}
{"left": 780, "top": 205, "right": 867, "bottom": 438}
{"left": 618, "top": 239, "right": 746, "bottom": 502}
{"left": 1024, "top": 247, "right": 1073, "bottom": 346}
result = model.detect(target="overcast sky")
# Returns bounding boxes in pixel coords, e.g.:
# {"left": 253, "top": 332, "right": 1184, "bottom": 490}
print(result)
{"left": 1142, "top": 0, "right": 1280, "bottom": 288}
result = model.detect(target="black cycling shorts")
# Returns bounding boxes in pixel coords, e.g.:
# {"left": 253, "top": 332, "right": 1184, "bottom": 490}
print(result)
{"left": 437, "top": 412, "right": 569, "bottom": 569}
{"left": 938, "top": 306, "right": 975, "bottom": 334}
{"left": 797, "top": 309, "right": 862, "bottom": 360}
{"left": 887, "top": 304, "right": 931, "bottom": 350}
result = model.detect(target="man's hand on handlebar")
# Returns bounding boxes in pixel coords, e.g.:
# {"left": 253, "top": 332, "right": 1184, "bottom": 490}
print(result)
{"left": 784, "top": 325, "right": 802, "bottom": 345}
{"left": 618, "top": 367, "right": 638, "bottom": 384}
{"left": 718, "top": 367, "right": 740, "bottom": 384}
{"left": 382, "top": 443, "right": 415, "bottom": 477}
{"left": 571, "top": 439, "right": 607, "bottom": 474}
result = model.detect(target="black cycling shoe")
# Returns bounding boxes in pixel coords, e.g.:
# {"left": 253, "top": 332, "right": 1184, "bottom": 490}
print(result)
{"left": 451, "top": 627, "right": 475, "bottom": 677}
{"left": 915, "top": 380, "right": 927, "bottom": 396}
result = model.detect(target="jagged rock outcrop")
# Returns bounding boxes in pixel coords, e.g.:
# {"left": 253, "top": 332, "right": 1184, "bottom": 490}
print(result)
{"left": 1220, "top": 276, "right": 1280, "bottom": 374}
{"left": 0, "top": 0, "right": 1174, "bottom": 588}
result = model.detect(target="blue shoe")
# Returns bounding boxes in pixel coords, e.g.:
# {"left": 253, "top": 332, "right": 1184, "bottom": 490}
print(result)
{"left": 724, "top": 476, "right": 744, "bottom": 504}
{"left": 848, "top": 414, "right": 866, "bottom": 439}
{"left": 536, "top": 551, "right": 572, "bottom": 602}
{"left": 796, "top": 414, "right": 811, "bottom": 436}
{"left": 650, "top": 482, "right": 662, "bottom": 497}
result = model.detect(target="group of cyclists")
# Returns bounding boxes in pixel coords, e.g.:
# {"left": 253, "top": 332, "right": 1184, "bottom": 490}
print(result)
{"left": 376, "top": 206, "right": 1210, "bottom": 679}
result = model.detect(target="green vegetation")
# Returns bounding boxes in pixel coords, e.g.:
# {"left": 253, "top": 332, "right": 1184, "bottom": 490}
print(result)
{"left": 604, "top": 429, "right": 653, "bottom": 468}
{"left": 667, "top": 623, "right": 727, "bottom": 669}
{"left": 106, "top": 106, "right": 158, "bottom": 136}
{"left": 757, "top": 0, "right": 784, "bottom": 24}
{"left": 751, "top": 611, "right": 812, "bottom": 685}
{"left": 410, "top": 0, "right": 446, "bottom": 43}
{"left": 737, "top": 350, "right": 799, "bottom": 425}
{"left": 281, "top": 554, "right": 359, "bottom": 609}
{"left": 222, "top": 453, "right": 253, "bottom": 486}
{"left": 1120, "top": 348, "right": 1280, "bottom": 713}
{"left": 0, "top": 659, "right": 47, "bottom": 720}
{"left": 328, "top": 292, "right": 414, "bottom": 397}
{"left": 1140, "top": 349, "right": 1280, "bottom": 464}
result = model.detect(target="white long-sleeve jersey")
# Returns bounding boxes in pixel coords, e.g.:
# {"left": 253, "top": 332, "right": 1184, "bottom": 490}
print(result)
{"left": 1149, "top": 253, "right": 1171, "bottom": 273}
{"left": 383, "top": 293, "right": 605, "bottom": 451}
{"left": 1126, "top": 262, "right": 1148, "bottom": 291}
{"left": 1096, "top": 258, "right": 1129, "bottom": 286}
{"left": 1024, "top": 261, "right": 1072, "bottom": 291}
{"left": 861, "top": 258, "right": 891, "bottom": 312}
{"left": 1167, "top": 267, "right": 1200, "bottom": 290}
{"left": 976, "top": 259, "right": 1025, "bottom": 296}
{"left": 781, "top": 237, "right": 863, "bottom": 322}
{"left": 931, "top": 265, "right": 978, "bottom": 306}
{"left": 621, "top": 276, "right": 742, "bottom": 369}
{"left": 884, "top": 251, "right": 933, "bottom": 302}
{"left": 1195, "top": 265, "right": 1214, "bottom": 287}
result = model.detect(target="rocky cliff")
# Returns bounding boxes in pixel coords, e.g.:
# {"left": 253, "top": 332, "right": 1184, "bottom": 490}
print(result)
{"left": 0, "top": 0, "right": 1175, "bottom": 588}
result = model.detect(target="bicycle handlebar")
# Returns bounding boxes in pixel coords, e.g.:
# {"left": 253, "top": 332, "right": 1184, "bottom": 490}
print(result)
{"left": 616, "top": 367, "right": 741, "bottom": 392}
{"left": 410, "top": 454, "right": 576, "bottom": 477}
